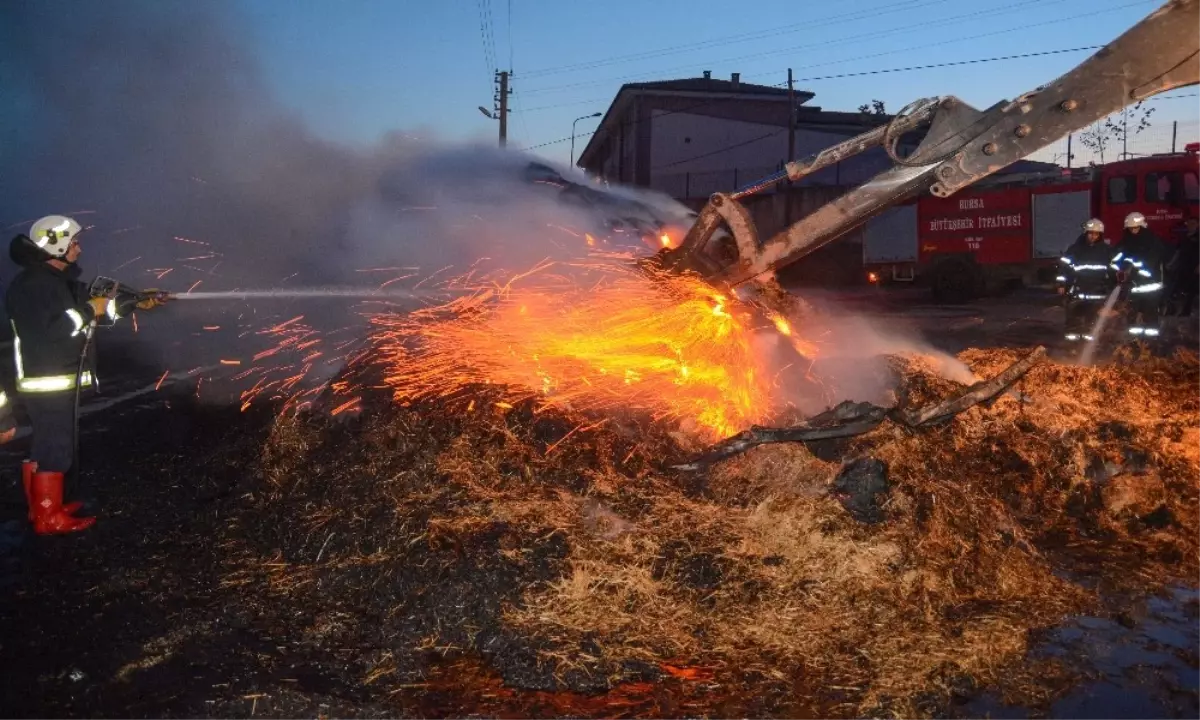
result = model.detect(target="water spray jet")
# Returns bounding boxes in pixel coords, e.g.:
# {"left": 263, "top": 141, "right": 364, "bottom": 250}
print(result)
{"left": 170, "top": 287, "right": 454, "bottom": 302}
{"left": 1078, "top": 286, "right": 1123, "bottom": 367}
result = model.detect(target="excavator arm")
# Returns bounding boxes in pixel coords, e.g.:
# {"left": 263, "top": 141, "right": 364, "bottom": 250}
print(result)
{"left": 659, "top": 0, "right": 1199, "bottom": 288}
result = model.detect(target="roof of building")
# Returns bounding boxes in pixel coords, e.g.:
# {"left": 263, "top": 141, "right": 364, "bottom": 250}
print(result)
{"left": 619, "top": 77, "right": 802, "bottom": 98}
{"left": 576, "top": 76, "right": 817, "bottom": 168}
{"left": 1003, "top": 159, "right": 1065, "bottom": 174}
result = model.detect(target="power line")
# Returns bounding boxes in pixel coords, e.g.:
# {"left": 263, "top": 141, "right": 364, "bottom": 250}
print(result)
{"left": 476, "top": 0, "right": 499, "bottom": 76}
{"left": 524, "top": 0, "right": 1157, "bottom": 157}
{"left": 1146, "top": 93, "right": 1199, "bottom": 101}
{"left": 510, "top": 91, "right": 533, "bottom": 147}
{"left": 508, "top": 0, "right": 526, "bottom": 143}
{"left": 519, "top": 0, "right": 951, "bottom": 79}
{"left": 518, "top": 0, "right": 1075, "bottom": 96}
{"left": 525, "top": 43, "right": 1107, "bottom": 151}
{"left": 475, "top": 0, "right": 494, "bottom": 77}
{"left": 522, "top": 0, "right": 1156, "bottom": 99}
{"left": 596, "top": 90, "right": 1197, "bottom": 172}
{"left": 529, "top": 43, "right": 1183, "bottom": 159}
{"left": 520, "top": 46, "right": 1100, "bottom": 113}
{"left": 524, "top": 0, "right": 1161, "bottom": 152}
{"left": 483, "top": 0, "right": 499, "bottom": 70}
{"left": 653, "top": 47, "right": 1116, "bottom": 169}
{"left": 784, "top": 46, "right": 1102, "bottom": 84}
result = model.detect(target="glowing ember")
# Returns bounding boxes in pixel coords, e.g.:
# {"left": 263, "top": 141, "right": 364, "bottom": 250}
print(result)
{"left": 660, "top": 233, "right": 672, "bottom": 248}
{"left": 370, "top": 260, "right": 797, "bottom": 439}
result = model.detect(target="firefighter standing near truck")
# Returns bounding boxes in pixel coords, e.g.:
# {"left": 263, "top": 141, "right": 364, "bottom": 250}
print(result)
{"left": 1111, "top": 212, "right": 1167, "bottom": 339}
{"left": 1057, "top": 218, "right": 1117, "bottom": 342}
{"left": 1163, "top": 216, "right": 1199, "bottom": 317}
{"left": 6, "top": 215, "right": 166, "bottom": 535}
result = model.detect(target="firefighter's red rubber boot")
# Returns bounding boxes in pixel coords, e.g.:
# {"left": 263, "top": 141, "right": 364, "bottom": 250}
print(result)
{"left": 22, "top": 461, "right": 82, "bottom": 520}
{"left": 30, "top": 471, "right": 95, "bottom": 535}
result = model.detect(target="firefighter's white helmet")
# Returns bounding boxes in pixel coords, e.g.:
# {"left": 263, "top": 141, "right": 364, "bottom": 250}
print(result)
{"left": 1083, "top": 218, "right": 1104, "bottom": 233}
{"left": 1124, "top": 212, "right": 1148, "bottom": 229}
{"left": 29, "top": 215, "right": 81, "bottom": 258}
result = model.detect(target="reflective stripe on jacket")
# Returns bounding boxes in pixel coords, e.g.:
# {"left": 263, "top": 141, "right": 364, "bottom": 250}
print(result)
{"left": 4, "top": 262, "right": 102, "bottom": 394}
{"left": 1059, "top": 235, "right": 1117, "bottom": 298}
{"left": 1112, "top": 229, "right": 1167, "bottom": 294}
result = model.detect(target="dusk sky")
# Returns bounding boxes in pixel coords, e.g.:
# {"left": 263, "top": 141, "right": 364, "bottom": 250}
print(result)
{"left": 234, "top": 0, "right": 1199, "bottom": 164}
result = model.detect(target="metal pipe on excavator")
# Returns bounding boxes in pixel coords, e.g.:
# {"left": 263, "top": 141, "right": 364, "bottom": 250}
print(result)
{"left": 660, "top": 0, "right": 1200, "bottom": 289}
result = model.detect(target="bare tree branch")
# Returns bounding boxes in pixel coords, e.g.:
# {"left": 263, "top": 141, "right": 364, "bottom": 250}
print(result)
{"left": 673, "top": 347, "right": 1047, "bottom": 472}
{"left": 671, "top": 404, "right": 888, "bottom": 472}
{"left": 895, "top": 346, "right": 1046, "bottom": 426}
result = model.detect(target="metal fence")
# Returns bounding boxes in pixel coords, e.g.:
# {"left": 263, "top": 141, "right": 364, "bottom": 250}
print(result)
{"left": 1025, "top": 119, "right": 1200, "bottom": 167}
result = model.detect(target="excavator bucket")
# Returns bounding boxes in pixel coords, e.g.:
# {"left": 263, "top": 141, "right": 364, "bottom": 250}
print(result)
{"left": 656, "top": 0, "right": 1199, "bottom": 290}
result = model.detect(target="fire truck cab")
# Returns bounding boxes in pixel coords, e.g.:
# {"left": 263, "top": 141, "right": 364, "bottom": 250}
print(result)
{"left": 863, "top": 143, "right": 1200, "bottom": 302}
{"left": 1095, "top": 143, "right": 1199, "bottom": 245}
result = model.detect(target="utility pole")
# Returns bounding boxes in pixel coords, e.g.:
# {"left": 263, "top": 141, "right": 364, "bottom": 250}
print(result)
{"left": 1122, "top": 105, "right": 1129, "bottom": 160}
{"left": 496, "top": 71, "right": 510, "bottom": 148}
{"left": 784, "top": 68, "right": 796, "bottom": 226}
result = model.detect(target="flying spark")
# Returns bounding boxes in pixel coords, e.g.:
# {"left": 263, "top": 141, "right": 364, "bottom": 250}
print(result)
{"left": 368, "top": 259, "right": 803, "bottom": 439}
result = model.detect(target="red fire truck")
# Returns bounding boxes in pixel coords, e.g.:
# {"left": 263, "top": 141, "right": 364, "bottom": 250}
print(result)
{"left": 863, "top": 143, "right": 1200, "bottom": 302}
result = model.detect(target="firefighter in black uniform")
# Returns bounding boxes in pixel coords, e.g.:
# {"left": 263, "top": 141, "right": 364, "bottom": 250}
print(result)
{"left": 6, "top": 215, "right": 166, "bottom": 535}
{"left": 1163, "top": 216, "right": 1199, "bottom": 317}
{"left": 1111, "top": 212, "right": 1167, "bottom": 339}
{"left": 1057, "top": 218, "right": 1117, "bottom": 343}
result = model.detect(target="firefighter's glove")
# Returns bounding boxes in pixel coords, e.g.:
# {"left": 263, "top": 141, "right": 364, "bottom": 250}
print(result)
{"left": 87, "top": 296, "right": 110, "bottom": 319}
{"left": 110, "top": 291, "right": 138, "bottom": 318}
{"left": 135, "top": 289, "right": 168, "bottom": 311}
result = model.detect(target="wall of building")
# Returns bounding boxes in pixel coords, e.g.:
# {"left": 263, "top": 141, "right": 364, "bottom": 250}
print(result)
{"left": 620, "top": 110, "right": 637, "bottom": 184}
{"left": 647, "top": 111, "right": 898, "bottom": 199}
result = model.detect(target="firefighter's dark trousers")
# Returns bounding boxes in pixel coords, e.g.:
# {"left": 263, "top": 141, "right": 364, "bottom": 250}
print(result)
{"left": 1127, "top": 289, "right": 1162, "bottom": 337}
{"left": 21, "top": 390, "right": 77, "bottom": 473}
{"left": 1064, "top": 297, "right": 1103, "bottom": 340}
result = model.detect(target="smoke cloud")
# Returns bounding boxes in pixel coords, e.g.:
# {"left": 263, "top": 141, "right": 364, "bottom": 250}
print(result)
{"left": 759, "top": 289, "right": 977, "bottom": 416}
{"left": 0, "top": 1, "right": 695, "bottom": 397}
{"left": 0, "top": 1, "right": 966, "bottom": 420}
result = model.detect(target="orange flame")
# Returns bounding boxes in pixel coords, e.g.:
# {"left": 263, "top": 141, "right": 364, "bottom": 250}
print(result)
{"left": 370, "top": 261, "right": 788, "bottom": 439}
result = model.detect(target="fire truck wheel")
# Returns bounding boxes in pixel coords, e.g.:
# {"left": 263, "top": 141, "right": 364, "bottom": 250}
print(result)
{"left": 930, "top": 257, "right": 980, "bottom": 305}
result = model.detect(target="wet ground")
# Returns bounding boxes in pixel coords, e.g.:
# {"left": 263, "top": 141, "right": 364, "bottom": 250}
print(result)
{"left": 966, "top": 586, "right": 1200, "bottom": 719}
{"left": 0, "top": 287, "right": 1196, "bottom": 718}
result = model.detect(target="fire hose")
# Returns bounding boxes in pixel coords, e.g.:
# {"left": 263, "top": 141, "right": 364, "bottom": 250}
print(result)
{"left": 69, "top": 278, "right": 173, "bottom": 488}
{"left": 70, "top": 318, "right": 95, "bottom": 490}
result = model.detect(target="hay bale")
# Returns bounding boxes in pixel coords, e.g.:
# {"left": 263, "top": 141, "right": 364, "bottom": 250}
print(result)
{"left": 226, "top": 346, "right": 1198, "bottom": 716}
